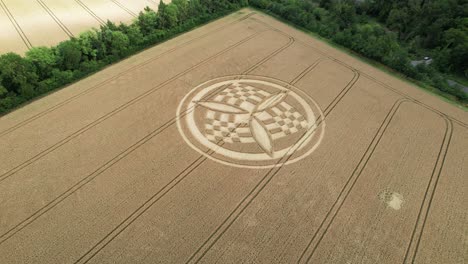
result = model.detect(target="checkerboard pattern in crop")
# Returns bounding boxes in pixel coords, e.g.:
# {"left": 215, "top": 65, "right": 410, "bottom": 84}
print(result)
{"left": 204, "top": 83, "right": 309, "bottom": 144}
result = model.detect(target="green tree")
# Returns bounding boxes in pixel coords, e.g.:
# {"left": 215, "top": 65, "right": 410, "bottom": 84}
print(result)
{"left": 56, "top": 40, "right": 82, "bottom": 70}
{"left": 386, "top": 7, "right": 409, "bottom": 39}
{"left": 109, "top": 31, "right": 130, "bottom": 56}
{"left": 77, "top": 31, "right": 99, "bottom": 60}
{"left": 443, "top": 23, "right": 468, "bottom": 72}
{"left": 136, "top": 7, "right": 159, "bottom": 35}
{"left": 0, "top": 0, "right": 313, "bottom": 114}
{"left": 330, "top": 0, "right": 357, "bottom": 29}
{"left": 25, "top": 47, "right": 57, "bottom": 79}
{"left": 172, "top": 0, "right": 189, "bottom": 21}
{"left": 0, "top": 83, "right": 7, "bottom": 98}
{"left": 118, "top": 23, "right": 144, "bottom": 47}
{"left": 158, "top": 2, "right": 180, "bottom": 29}
{"left": 0, "top": 53, "right": 38, "bottom": 97}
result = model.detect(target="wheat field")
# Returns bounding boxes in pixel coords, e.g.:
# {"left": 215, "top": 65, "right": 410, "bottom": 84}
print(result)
{"left": 0, "top": 9, "right": 466, "bottom": 264}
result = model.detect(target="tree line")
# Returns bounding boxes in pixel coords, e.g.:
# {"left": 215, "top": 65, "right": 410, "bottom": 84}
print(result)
{"left": 0, "top": 0, "right": 248, "bottom": 114}
{"left": 0, "top": 0, "right": 466, "bottom": 114}
{"left": 250, "top": 0, "right": 467, "bottom": 104}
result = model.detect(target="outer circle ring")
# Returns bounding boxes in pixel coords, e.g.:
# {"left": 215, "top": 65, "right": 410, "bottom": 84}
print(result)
{"left": 176, "top": 75, "right": 326, "bottom": 169}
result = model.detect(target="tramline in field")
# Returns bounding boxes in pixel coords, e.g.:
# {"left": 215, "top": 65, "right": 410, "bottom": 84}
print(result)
{"left": 0, "top": 0, "right": 160, "bottom": 54}
{"left": 0, "top": 8, "right": 466, "bottom": 264}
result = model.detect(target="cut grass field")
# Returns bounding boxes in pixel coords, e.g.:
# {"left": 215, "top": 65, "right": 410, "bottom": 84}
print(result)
{"left": 0, "top": 9, "right": 466, "bottom": 264}
{"left": 0, "top": 0, "right": 161, "bottom": 54}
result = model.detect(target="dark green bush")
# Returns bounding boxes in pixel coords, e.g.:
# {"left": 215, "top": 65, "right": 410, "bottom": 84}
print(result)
{"left": 0, "top": 0, "right": 247, "bottom": 114}
{"left": 249, "top": 0, "right": 467, "bottom": 104}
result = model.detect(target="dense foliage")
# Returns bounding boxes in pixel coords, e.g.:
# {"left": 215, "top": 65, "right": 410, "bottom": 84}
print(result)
{"left": 363, "top": 0, "right": 467, "bottom": 74}
{"left": 0, "top": 0, "right": 248, "bottom": 114}
{"left": 250, "top": 0, "right": 468, "bottom": 104}
{"left": 0, "top": 0, "right": 466, "bottom": 114}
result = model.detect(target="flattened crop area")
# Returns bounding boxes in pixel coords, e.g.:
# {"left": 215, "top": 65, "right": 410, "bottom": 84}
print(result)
{"left": 0, "top": 0, "right": 159, "bottom": 54}
{"left": 0, "top": 9, "right": 466, "bottom": 264}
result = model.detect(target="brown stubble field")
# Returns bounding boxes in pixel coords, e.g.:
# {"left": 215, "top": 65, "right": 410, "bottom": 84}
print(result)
{"left": 0, "top": 8, "right": 467, "bottom": 264}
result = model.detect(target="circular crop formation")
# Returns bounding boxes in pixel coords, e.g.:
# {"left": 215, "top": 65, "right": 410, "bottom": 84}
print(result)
{"left": 177, "top": 75, "right": 325, "bottom": 168}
